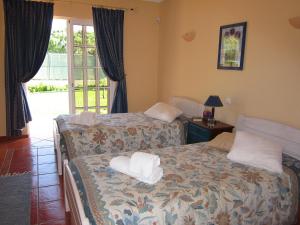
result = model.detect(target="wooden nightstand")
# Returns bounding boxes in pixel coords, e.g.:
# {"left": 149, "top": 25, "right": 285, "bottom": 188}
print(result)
{"left": 187, "top": 119, "right": 234, "bottom": 144}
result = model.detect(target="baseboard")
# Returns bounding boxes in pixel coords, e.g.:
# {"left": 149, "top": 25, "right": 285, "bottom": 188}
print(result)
{"left": 0, "top": 135, "right": 29, "bottom": 143}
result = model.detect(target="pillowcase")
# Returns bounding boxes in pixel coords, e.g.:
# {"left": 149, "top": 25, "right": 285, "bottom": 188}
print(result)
{"left": 144, "top": 102, "right": 183, "bottom": 123}
{"left": 227, "top": 131, "right": 283, "bottom": 173}
{"left": 207, "top": 132, "right": 235, "bottom": 152}
{"left": 169, "top": 96, "right": 205, "bottom": 118}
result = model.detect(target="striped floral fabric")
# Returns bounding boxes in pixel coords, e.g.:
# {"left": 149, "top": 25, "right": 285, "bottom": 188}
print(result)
{"left": 56, "top": 113, "right": 185, "bottom": 160}
{"left": 69, "top": 143, "right": 298, "bottom": 225}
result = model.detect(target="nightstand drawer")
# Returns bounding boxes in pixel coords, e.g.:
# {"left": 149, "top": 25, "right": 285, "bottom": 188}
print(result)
{"left": 187, "top": 123, "right": 212, "bottom": 144}
{"left": 188, "top": 123, "right": 211, "bottom": 138}
{"left": 186, "top": 120, "right": 234, "bottom": 144}
{"left": 187, "top": 132, "right": 211, "bottom": 144}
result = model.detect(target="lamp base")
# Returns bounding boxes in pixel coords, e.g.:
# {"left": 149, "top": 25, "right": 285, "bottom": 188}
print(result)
{"left": 211, "top": 107, "right": 215, "bottom": 119}
{"left": 207, "top": 117, "right": 216, "bottom": 128}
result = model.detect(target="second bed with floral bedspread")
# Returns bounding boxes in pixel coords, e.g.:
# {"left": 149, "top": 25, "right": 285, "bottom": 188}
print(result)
{"left": 56, "top": 112, "right": 185, "bottom": 160}
{"left": 69, "top": 143, "right": 298, "bottom": 225}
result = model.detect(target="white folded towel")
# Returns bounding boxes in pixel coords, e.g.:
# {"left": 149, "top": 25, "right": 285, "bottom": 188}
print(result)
{"left": 110, "top": 156, "right": 163, "bottom": 185}
{"left": 68, "top": 111, "right": 98, "bottom": 126}
{"left": 109, "top": 156, "right": 137, "bottom": 176}
{"left": 129, "top": 152, "right": 160, "bottom": 178}
{"left": 137, "top": 166, "right": 163, "bottom": 185}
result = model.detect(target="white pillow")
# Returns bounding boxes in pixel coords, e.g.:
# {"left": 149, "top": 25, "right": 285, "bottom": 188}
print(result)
{"left": 227, "top": 131, "right": 283, "bottom": 173}
{"left": 144, "top": 102, "right": 183, "bottom": 123}
{"left": 169, "top": 96, "right": 205, "bottom": 118}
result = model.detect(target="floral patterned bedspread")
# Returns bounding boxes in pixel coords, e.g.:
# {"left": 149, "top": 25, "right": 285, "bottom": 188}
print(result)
{"left": 69, "top": 143, "right": 298, "bottom": 225}
{"left": 55, "top": 113, "right": 185, "bottom": 160}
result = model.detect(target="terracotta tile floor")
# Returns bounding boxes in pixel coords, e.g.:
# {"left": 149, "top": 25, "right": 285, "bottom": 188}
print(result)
{"left": 0, "top": 137, "right": 70, "bottom": 225}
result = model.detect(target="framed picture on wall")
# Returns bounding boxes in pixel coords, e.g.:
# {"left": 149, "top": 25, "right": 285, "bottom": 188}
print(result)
{"left": 217, "top": 22, "right": 247, "bottom": 70}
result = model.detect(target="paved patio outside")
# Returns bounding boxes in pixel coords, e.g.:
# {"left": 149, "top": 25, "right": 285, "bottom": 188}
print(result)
{"left": 27, "top": 91, "right": 69, "bottom": 139}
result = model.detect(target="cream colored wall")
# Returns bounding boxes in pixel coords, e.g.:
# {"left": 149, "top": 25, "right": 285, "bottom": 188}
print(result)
{"left": 0, "top": 0, "right": 160, "bottom": 136}
{"left": 158, "top": 0, "right": 300, "bottom": 128}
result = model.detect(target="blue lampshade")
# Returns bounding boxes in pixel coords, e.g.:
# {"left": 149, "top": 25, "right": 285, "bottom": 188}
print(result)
{"left": 204, "top": 95, "right": 223, "bottom": 107}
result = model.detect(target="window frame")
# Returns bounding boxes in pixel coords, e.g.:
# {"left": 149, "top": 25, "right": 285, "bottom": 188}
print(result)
{"left": 67, "top": 19, "right": 115, "bottom": 115}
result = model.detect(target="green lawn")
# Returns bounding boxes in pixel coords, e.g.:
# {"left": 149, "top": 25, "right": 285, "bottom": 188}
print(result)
{"left": 75, "top": 88, "right": 108, "bottom": 114}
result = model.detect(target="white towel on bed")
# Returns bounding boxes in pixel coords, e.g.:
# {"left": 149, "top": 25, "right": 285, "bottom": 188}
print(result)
{"left": 110, "top": 156, "right": 163, "bottom": 185}
{"left": 110, "top": 156, "right": 135, "bottom": 175}
{"left": 68, "top": 112, "right": 98, "bottom": 126}
{"left": 136, "top": 166, "right": 163, "bottom": 185}
{"left": 129, "top": 152, "right": 160, "bottom": 178}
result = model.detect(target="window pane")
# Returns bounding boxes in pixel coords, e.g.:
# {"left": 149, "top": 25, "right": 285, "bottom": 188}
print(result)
{"left": 74, "top": 47, "right": 83, "bottom": 67}
{"left": 75, "top": 107, "right": 84, "bottom": 114}
{"left": 88, "top": 108, "right": 96, "bottom": 112}
{"left": 72, "top": 24, "right": 110, "bottom": 115}
{"left": 99, "top": 68, "right": 108, "bottom": 87}
{"left": 87, "top": 88, "right": 96, "bottom": 107}
{"left": 49, "top": 19, "right": 67, "bottom": 54}
{"left": 75, "top": 88, "right": 84, "bottom": 107}
{"left": 87, "top": 69, "right": 96, "bottom": 87}
{"left": 74, "top": 68, "right": 83, "bottom": 87}
{"left": 86, "top": 26, "right": 95, "bottom": 46}
{"left": 87, "top": 48, "right": 96, "bottom": 67}
{"left": 73, "top": 25, "right": 83, "bottom": 46}
{"left": 100, "top": 88, "right": 108, "bottom": 107}
{"left": 100, "top": 108, "right": 108, "bottom": 114}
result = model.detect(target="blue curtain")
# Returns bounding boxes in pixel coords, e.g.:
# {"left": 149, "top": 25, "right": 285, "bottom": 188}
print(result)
{"left": 4, "top": 0, "right": 53, "bottom": 136}
{"left": 92, "top": 8, "right": 128, "bottom": 113}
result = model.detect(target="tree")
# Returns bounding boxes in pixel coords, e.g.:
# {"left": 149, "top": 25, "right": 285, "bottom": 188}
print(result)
{"left": 48, "top": 30, "right": 67, "bottom": 53}
{"left": 48, "top": 29, "right": 96, "bottom": 53}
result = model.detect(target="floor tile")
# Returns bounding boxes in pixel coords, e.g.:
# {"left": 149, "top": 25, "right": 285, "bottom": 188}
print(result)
{"left": 1, "top": 137, "right": 70, "bottom": 225}
{"left": 13, "top": 147, "right": 38, "bottom": 158}
{"left": 38, "top": 200, "right": 66, "bottom": 223}
{"left": 31, "top": 147, "right": 39, "bottom": 156}
{"left": 32, "top": 164, "right": 38, "bottom": 175}
{"left": 31, "top": 192, "right": 38, "bottom": 225}
{"left": 44, "top": 137, "right": 54, "bottom": 142}
{"left": 32, "top": 175, "right": 38, "bottom": 189}
{"left": 32, "top": 140, "right": 54, "bottom": 148}
{"left": 39, "top": 173, "right": 60, "bottom": 187}
{"left": 0, "top": 149, "right": 7, "bottom": 164}
{"left": 38, "top": 163, "right": 58, "bottom": 175}
{"left": 39, "top": 185, "right": 63, "bottom": 202}
{"left": 38, "top": 155, "right": 56, "bottom": 164}
{"left": 39, "top": 216, "right": 71, "bottom": 225}
{"left": 31, "top": 188, "right": 38, "bottom": 203}
{"left": 7, "top": 138, "right": 31, "bottom": 149}
{"left": 12, "top": 156, "right": 37, "bottom": 166}
{"left": 31, "top": 206, "right": 38, "bottom": 225}
{"left": 0, "top": 149, "right": 14, "bottom": 175}
{"left": 38, "top": 147, "right": 55, "bottom": 156}
{"left": 30, "top": 137, "right": 44, "bottom": 144}
{"left": 9, "top": 162, "right": 37, "bottom": 174}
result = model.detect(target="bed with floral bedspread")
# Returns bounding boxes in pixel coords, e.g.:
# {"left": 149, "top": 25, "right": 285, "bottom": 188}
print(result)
{"left": 55, "top": 113, "right": 185, "bottom": 160}
{"left": 69, "top": 143, "right": 299, "bottom": 225}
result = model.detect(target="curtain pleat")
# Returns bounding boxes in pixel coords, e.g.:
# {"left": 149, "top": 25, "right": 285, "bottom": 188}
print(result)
{"left": 92, "top": 7, "right": 128, "bottom": 113}
{"left": 4, "top": 0, "right": 53, "bottom": 136}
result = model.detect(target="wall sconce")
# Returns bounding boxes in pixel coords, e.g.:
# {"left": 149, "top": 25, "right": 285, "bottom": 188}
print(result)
{"left": 182, "top": 31, "right": 196, "bottom": 42}
{"left": 289, "top": 17, "right": 300, "bottom": 29}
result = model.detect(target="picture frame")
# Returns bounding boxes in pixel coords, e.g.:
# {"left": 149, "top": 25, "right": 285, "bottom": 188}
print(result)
{"left": 217, "top": 22, "right": 247, "bottom": 70}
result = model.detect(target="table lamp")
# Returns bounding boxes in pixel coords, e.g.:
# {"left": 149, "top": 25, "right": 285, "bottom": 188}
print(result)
{"left": 204, "top": 95, "right": 223, "bottom": 120}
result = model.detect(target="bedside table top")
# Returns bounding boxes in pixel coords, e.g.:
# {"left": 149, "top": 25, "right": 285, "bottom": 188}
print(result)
{"left": 188, "top": 118, "right": 234, "bottom": 131}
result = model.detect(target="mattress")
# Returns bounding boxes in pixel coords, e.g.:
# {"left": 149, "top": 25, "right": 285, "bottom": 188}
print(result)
{"left": 69, "top": 143, "right": 298, "bottom": 225}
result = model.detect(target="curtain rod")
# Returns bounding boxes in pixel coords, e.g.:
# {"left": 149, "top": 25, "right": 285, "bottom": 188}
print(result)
{"left": 32, "top": 0, "right": 135, "bottom": 11}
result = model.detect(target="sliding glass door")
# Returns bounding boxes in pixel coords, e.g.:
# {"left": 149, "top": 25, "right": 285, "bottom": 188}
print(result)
{"left": 68, "top": 20, "right": 113, "bottom": 114}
